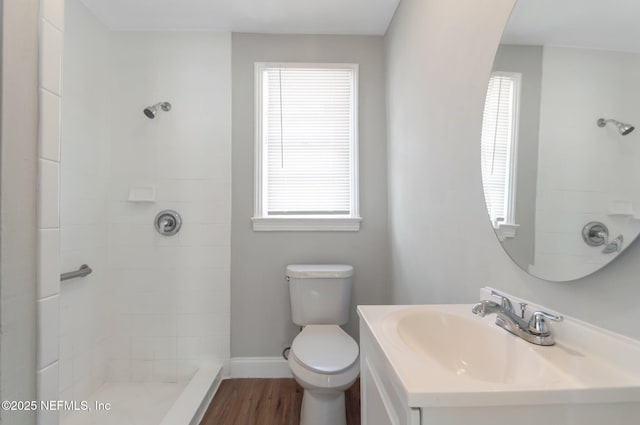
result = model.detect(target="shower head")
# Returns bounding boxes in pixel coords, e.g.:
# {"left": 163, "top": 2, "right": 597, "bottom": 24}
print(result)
{"left": 143, "top": 102, "right": 172, "bottom": 119}
{"left": 597, "top": 118, "right": 635, "bottom": 135}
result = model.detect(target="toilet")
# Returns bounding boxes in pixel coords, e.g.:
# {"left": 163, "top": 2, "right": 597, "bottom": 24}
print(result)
{"left": 286, "top": 264, "right": 359, "bottom": 425}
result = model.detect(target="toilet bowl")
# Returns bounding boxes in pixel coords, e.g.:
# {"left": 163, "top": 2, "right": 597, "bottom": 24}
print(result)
{"left": 289, "top": 325, "right": 359, "bottom": 425}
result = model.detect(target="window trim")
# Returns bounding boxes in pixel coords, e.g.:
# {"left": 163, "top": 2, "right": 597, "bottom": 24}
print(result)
{"left": 252, "top": 62, "right": 361, "bottom": 232}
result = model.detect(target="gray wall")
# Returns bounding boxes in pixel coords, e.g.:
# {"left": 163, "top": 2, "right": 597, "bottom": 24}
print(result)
{"left": 0, "top": 0, "right": 38, "bottom": 423}
{"left": 385, "top": 0, "right": 640, "bottom": 339}
{"left": 231, "top": 33, "right": 389, "bottom": 357}
{"left": 492, "top": 44, "right": 543, "bottom": 270}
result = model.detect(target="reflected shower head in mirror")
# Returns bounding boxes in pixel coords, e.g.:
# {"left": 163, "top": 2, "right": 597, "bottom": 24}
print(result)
{"left": 143, "top": 102, "right": 172, "bottom": 119}
{"left": 597, "top": 118, "right": 635, "bottom": 136}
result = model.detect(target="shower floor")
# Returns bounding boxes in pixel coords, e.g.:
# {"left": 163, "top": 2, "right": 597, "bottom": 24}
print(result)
{"left": 62, "top": 382, "right": 187, "bottom": 425}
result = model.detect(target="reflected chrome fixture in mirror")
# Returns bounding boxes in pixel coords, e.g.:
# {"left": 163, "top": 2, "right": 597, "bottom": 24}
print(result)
{"left": 597, "top": 118, "right": 635, "bottom": 136}
{"left": 143, "top": 101, "right": 172, "bottom": 119}
{"left": 604, "top": 235, "right": 624, "bottom": 254}
{"left": 582, "top": 221, "right": 609, "bottom": 247}
{"left": 155, "top": 210, "right": 182, "bottom": 236}
{"left": 581, "top": 222, "right": 623, "bottom": 254}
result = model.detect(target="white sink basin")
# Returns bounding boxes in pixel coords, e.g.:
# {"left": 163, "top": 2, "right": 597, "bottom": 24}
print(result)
{"left": 395, "top": 308, "right": 549, "bottom": 384}
{"left": 359, "top": 303, "right": 640, "bottom": 407}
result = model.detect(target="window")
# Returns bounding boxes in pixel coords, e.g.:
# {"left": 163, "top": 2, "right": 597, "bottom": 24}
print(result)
{"left": 253, "top": 63, "right": 361, "bottom": 231}
{"left": 481, "top": 71, "right": 520, "bottom": 240}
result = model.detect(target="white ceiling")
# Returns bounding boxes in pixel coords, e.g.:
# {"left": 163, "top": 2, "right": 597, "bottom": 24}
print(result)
{"left": 502, "top": 0, "right": 640, "bottom": 53}
{"left": 80, "top": 0, "right": 400, "bottom": 35}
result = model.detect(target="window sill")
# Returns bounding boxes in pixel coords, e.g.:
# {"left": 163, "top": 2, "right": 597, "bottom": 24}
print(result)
{"left": 251, "top": 216, "right": 362, "bottom": 232}
{"left": 494, "top": 223, "right": 519, "bottom": 242}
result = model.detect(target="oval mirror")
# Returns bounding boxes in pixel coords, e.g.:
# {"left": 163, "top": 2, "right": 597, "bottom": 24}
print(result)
{"left": 481, "top": 0, "right": 640, "bottom": 281}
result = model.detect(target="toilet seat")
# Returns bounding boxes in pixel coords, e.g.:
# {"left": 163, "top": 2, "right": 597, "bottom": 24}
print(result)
{"left": 291, "top": 325, "right": 359, "bottom": 374}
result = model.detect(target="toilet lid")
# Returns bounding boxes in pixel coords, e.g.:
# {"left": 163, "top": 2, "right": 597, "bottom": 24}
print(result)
{"left": 291, "top": 325, "right": 359, "bottom": 374}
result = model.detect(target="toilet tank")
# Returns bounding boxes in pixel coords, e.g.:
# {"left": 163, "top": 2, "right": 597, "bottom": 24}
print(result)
{"left": 287, "top": 264, "right": 353, "bottom": 326}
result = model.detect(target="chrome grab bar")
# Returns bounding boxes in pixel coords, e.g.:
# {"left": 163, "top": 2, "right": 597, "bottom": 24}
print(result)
{"left": 60, "top": 264, "right": 92, "bottom": 282}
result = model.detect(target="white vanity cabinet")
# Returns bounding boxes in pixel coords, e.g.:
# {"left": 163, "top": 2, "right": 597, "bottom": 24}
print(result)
{"left": 360, "top": 323, "right": 420, "bottom": 425}
{"left": 358, "top": 299, "right": 640, "bottom": 425}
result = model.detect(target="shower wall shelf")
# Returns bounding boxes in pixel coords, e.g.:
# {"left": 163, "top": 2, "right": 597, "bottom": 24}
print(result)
{"left": 607, "top": 213, "right": 640, "bottom": 220}
{"left": 128, "top": 185, "right": 156, "bottom": 202}
{"left": 607, "top": 201, "right": 640, "bottom": 219}
{"left": 608, "top": 200, "right": 633, "bottom": 216}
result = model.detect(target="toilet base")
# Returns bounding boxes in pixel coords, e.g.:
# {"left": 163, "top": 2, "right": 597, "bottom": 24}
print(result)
{"left": 300, "top": 390, "right": 346, "bottom": 425}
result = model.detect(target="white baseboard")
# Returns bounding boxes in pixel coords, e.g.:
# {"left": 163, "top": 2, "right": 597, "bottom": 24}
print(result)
{"left": 230, "top": 357, "right": 293, "bottom": 378}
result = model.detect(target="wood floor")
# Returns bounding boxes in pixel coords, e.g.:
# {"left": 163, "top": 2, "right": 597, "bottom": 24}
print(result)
{"left": 200, "top": 378, "right": 360, "bottom": 425}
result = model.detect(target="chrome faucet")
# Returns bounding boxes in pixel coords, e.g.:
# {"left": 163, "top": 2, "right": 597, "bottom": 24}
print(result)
{"left": 471, "top": 291, "right": 563, "bottom": 346}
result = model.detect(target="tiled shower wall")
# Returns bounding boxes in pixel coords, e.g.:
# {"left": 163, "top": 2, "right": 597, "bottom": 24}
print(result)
{"left": 37, "top": 0, "right": 65, "bottom": 424}
{"left": 49, "top": 1, "right": 231, "bottom": 419}
{"left": 59, "top": 0, "right": 110, "bottom": 403}
{"left": 58, "top": 6, "right": 231, "bottom": 392}
{"left": 106, "top": 31, "right": 231, "bottom": 383}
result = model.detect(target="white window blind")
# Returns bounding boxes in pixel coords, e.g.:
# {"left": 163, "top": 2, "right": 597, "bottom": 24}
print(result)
{"left": 260, "top": 65, "right": 357, "bottom": 216}
{"left": 481, "top": 72, "right": 520, "bottom": 227}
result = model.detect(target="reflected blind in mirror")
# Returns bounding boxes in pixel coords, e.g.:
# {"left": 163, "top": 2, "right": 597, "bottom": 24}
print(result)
{"left": 481, "top": 72, "right": 520, "bottom": 227}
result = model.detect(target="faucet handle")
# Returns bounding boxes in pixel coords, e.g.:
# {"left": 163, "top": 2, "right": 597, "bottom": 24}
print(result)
{"left": 490, "top": 290, "right": 513, "bottom": 312}
{"left": 528, "top": 311, "right": 563, "bottom": 335}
